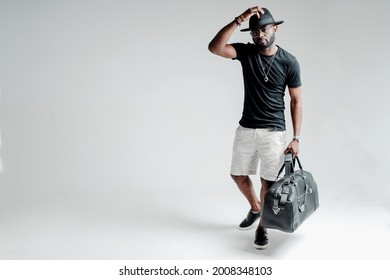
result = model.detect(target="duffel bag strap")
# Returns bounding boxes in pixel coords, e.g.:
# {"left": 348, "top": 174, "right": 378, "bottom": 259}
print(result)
{"left": 272, "top": 180, "right": 290, "bottom": 215}
{"left": 280, "top": 181, "right": 290, "bottom": 205}
{"left": 284, "top": 153, "right": 294, "bottom": 175}
{"left": 272, "top": 198, "right": 283, "bottom": 215}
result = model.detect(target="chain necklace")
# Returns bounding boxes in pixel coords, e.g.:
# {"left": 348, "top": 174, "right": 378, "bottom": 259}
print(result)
{"left": 258, "top": 53, "right": 276, "bottom": 82}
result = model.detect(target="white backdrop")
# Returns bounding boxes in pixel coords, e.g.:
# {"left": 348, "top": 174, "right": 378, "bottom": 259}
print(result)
{"left": 0, "top": 0, "right": 389, "bottom": 259}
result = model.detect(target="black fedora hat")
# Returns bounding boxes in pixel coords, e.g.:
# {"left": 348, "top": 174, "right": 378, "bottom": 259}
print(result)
{"left": 240, "top": 8, "right": 284, "bottom": 32}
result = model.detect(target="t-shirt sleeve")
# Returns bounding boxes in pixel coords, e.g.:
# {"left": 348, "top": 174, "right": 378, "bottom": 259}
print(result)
{"left": 287, "top": 58, "right": 302, "bottom": 88}
{"left": 230, "top": 43, "right": 248, "bottom": 61}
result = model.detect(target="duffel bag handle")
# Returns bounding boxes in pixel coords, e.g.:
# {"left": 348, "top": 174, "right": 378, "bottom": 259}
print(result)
{"left": 275, "top": 153, "right": 305, "bottom": 180}
{"left": 294, "top": 155, "right": 304, "bottom": 171}
{"left": 275, "top": 153, "right": 293, "bottom": 179}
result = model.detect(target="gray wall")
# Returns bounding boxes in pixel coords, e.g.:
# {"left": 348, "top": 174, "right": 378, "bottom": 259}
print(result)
{"left": 0, "top": 0, "right": 389, "bottom": 259}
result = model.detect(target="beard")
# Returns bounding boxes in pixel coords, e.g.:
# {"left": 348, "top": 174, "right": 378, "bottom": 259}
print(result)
{"left": 253, "top": 33, "right": 276, "bottom": 50}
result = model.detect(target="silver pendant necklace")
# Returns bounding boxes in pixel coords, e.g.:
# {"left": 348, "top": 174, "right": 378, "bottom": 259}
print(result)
{"left": 258, "top": 53, "right": 276, "bottom": 82}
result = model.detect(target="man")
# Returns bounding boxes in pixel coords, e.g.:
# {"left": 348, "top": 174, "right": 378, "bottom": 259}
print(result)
{"left": 208, "top": 6, "right": 302, "bottom": 249}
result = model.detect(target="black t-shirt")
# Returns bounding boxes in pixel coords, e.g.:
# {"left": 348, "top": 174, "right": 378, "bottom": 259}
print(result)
{"left": 232, "top": 43, "right": 301, "bottom": 131}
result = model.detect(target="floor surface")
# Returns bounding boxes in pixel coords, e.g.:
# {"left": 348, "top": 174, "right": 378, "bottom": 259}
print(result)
{"left": 1, "top": 181, "right": 389, "bottom": 260}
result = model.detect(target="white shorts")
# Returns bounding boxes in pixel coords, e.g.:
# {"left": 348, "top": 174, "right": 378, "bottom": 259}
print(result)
{"left": 230, "top": 126, "right": 286, "bottom": 181}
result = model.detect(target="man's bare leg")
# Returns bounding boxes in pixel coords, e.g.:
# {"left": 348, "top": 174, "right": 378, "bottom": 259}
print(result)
{"left": 231, "top": 175, "right": 261, "bottom": 212}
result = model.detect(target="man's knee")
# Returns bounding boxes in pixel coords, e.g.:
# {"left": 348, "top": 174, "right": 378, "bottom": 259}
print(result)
{"left": 230, "top": 174, "right": 249, "bottom": 184}
{"left": 260, "top": 177, "right": 274, "bottom": 188}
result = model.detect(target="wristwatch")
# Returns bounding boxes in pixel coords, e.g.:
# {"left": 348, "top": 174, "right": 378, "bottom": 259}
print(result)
{"left": 293, "top": 136, "right": 301, "bottom": 143}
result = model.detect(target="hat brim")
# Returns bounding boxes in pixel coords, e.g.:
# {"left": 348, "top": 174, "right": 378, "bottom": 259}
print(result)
{"left": 240, "top": 20, "right": 284, "bottom": 32}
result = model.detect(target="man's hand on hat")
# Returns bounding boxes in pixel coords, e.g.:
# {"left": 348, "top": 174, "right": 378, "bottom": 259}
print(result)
{"left": 237, "top": 6, "right": 265, "bottom": 24}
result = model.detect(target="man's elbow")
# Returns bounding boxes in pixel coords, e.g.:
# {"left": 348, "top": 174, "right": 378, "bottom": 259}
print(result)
{"left": 291, "top": 99, "right": 302, "bottom": 109}
{"left": 208, "top": 45, "right": 233, "bottom": 58}
{"left": 208, "top": 42, "right": 220, "bottom": 55}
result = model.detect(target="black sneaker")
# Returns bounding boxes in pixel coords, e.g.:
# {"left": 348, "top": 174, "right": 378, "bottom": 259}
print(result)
{"left": 254, "top": 226, "right": 269, "bottom": 250}
{"left": 238, "top": 210, "right": 260, "bottom": 230}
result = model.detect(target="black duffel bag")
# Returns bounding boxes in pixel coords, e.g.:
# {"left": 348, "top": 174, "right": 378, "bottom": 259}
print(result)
{"left": 262, "top": 153, "right": 319, "bottom": 233}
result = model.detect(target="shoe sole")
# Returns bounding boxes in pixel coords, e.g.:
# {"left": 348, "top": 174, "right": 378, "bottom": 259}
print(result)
{"left": 254, "top": 243, "right": 269, "bottom": 250}
{"left": 237, "top": 218, "right": 260, "bottom": 231}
